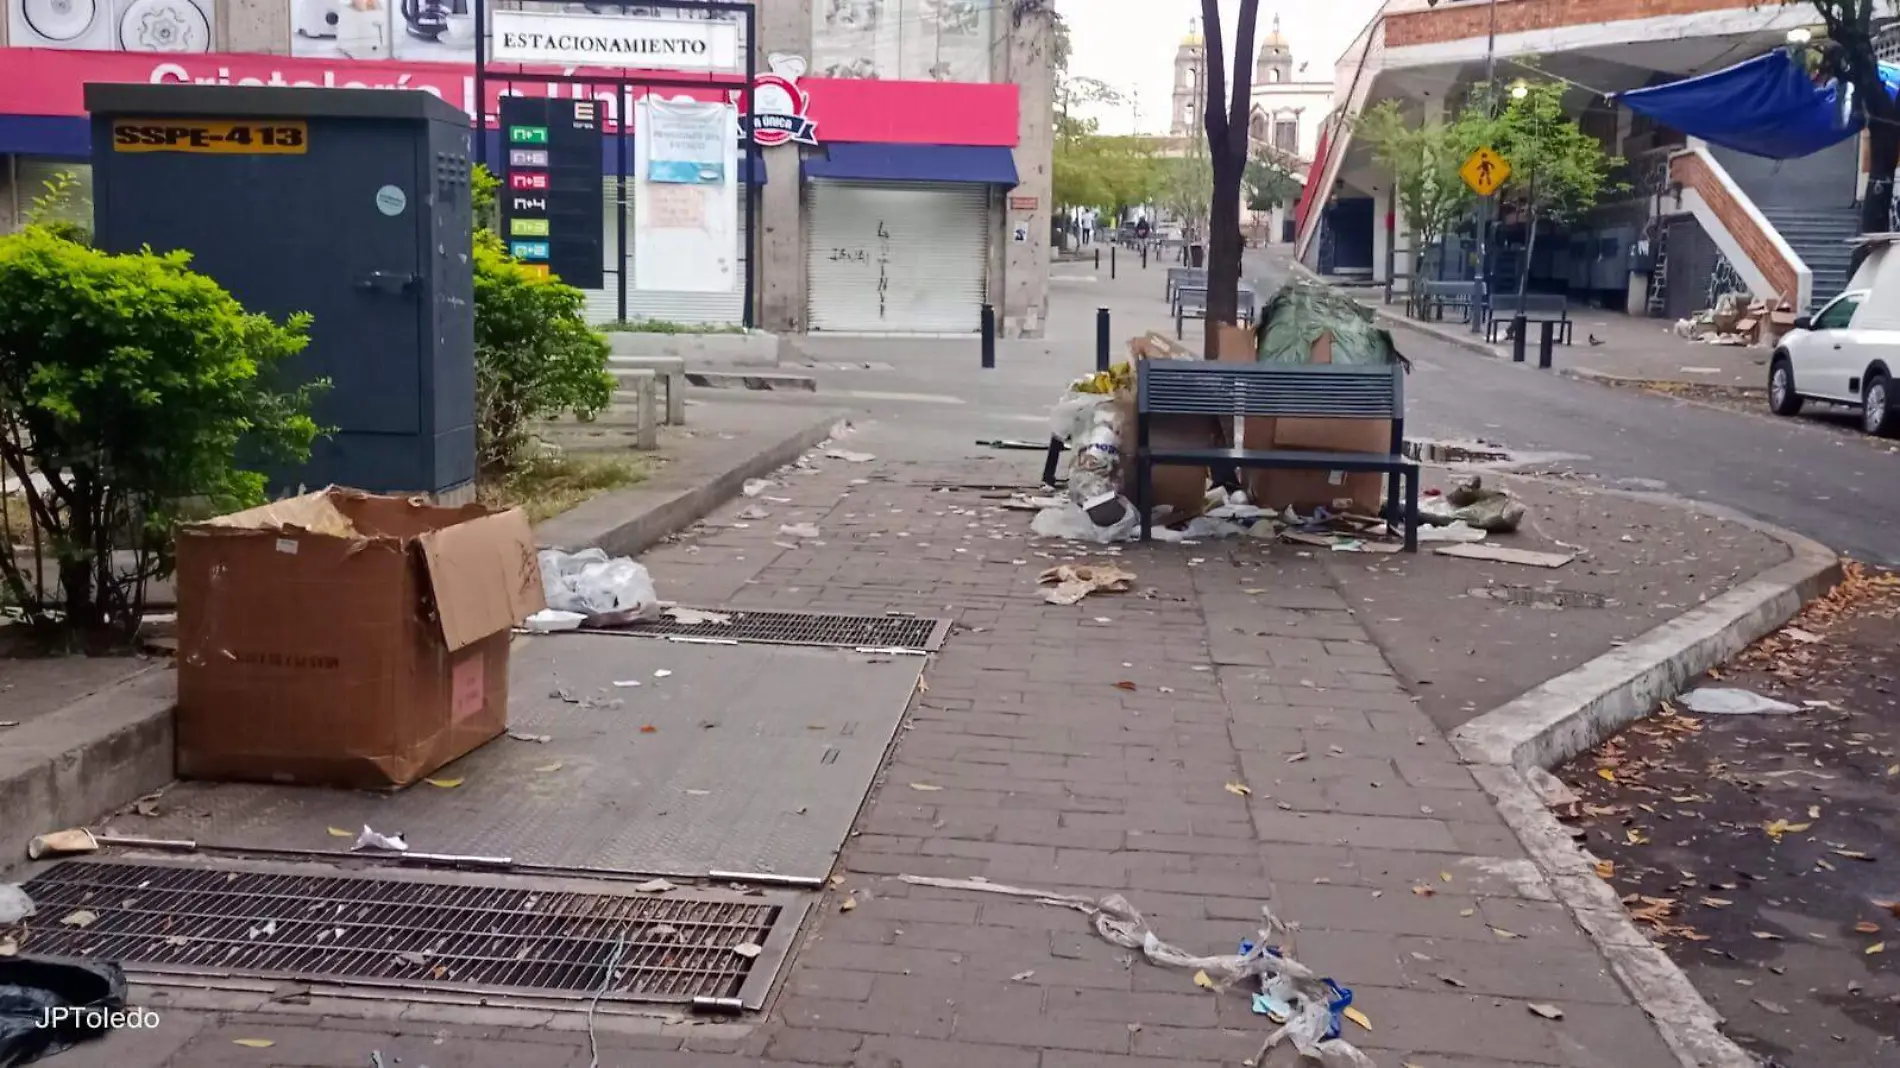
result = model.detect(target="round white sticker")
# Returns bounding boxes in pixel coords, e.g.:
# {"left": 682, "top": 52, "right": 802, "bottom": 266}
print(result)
{"left": 375, "top": 185, "right": 408, "bottom": 217}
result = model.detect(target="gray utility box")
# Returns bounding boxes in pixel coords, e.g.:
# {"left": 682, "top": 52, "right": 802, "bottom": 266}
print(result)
{"left": 86, "top": 84, "right": 476, "bottom": 498}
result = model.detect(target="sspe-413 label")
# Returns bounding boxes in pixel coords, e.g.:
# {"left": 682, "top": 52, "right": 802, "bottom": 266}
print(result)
{"left": 111, "top": 119, "right": 309, "bottom": 155}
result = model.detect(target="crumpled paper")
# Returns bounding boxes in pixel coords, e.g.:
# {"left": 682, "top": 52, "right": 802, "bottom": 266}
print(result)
{"left": 1038, "top": 563, "right": 1136, "bottom": 605}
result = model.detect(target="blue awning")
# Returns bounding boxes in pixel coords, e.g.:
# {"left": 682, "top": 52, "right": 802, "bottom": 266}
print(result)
{"left": 803, "top": 143, "right": 1019, "bottom": 185}
{"left": 1612, "top": 50, "right": 1900, "bottom": 160}
{"left": 0, "top": 116, "right": 91, "bottom": 161}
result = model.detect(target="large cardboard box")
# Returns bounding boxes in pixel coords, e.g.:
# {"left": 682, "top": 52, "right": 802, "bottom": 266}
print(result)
{"left": 175, "top": 488, "right": 545, "bottom": 789}
{"left": 1218, "top": 324, "right": 1392, "bottom": 513}
{"left": 1116, "top": 332, "right": 1214, "bottom": 517}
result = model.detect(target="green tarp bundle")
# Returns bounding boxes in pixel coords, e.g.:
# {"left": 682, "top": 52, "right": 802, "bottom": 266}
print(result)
{"left": 1255, "top": 278, "right": 1404, "bottom": 366}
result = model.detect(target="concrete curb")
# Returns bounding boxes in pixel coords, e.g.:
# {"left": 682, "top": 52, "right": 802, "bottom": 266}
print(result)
{"left": 0, "top": 667, "right": 174, "bottom": 879}
{"left": 1450, "top": 508, "right": 1839, "bottom": 1068}
{"left": 536, "top": 411, "right": 842, "bottom": 558}
{"left": 684, "top": 371, "right": 818, "bottom": 393}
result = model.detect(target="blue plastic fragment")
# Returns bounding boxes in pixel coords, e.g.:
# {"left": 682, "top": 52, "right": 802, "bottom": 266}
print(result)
{"left": 1321, "top": 978, "right": 1353, "bottom": 1041}
{"left": 1251, "top": 991, "right": 1292, "bottom": 1022}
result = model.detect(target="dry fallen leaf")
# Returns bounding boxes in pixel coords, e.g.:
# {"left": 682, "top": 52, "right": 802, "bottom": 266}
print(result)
{"left": 423, "top": 777, "right": 464, "bottom": 789}
{"left": 1700, "top": 898, "right": 1733, "bottom": 909}
{"left": 1625, "top": 828, "right": 1649, "bottom": 845}
{"left": 840, "top": 895, "right": 857, "bottom": 913}
{"left": 1342, "top": 1006, "right": 1371, "bottom": 1031}
{"left": 1114, "top": 680, "right": 1138, "bottom": 691}
{"left": 1752, "top": 931, "right": 1785, "bottom": 942}
{"left": 908, "top": 783, "right": 943, "bottom": 792}
{"left": 1193, "top": 969, "right": 1216, "bottom": 990}
{"left": 731, "top": 942, "right": 764, "bottom": 960}
{"left": 1224, "top": 782, "right": 1252, "bottom": 797}
{"left": 1437, "top": 972, "right": 1467, "bottom": 988}
{"left": 1411, "top": 885, "right": 1436, "bottom": 897}
{"left": 60, "top": 910, "right": 97, "bottom": 929}
{"left": 1856, "top": 921, "right": 1881, "bottom": 934}
{"left": 534, "top": 762, "right": 565, "bottom": 773}
{"left": 1867, "top": 942, "right": 1887, "bottom": 956}
{"left": 1597, "top": 768, "right": 1616, "bottom": 782}
{"left": 0, "top": 939, "right": 16, "bottom": 958}
{"left": 1753, "top": 998, "right": 1790, "bottom": 1016}
{"left": 1285, "top": 752, "right": 1309, "bottom": 764}
{"left": 1439, "top": 872, "right": 1452, "bottom": 884}
{"left": 1876, "top": 900, "right": 1900, "bottom": 917}
{"left": 1010, "top": 969, "right": 1035, "bottom": 982}
{"left": 1528, "top": 1003, "right": 1564, "bottom": 1020}
{"left": 1594, "top": 859, "right": 1615, "bottom": 879}
{"left": 232, "top": 1039, "right": 276, "bottom": 1049}
{"left": 1459, "top": 908, "right": 1477, "bottom": 918}
{"left": 1835, "top": 850, "right": 1876, "bottom": 862}
{"left": 1491, "top": 928, "right": 1521, "bottom": 940}
{"left": 325, "top": 826, "right": 352, "bottom": 839}
{"left": 639, "top": 725, "right": 659, "bottom": 734}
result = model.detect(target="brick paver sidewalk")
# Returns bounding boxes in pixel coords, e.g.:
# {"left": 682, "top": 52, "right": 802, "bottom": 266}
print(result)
{"left": 82, "top": 451, "right": 1677, "bottom": 1067}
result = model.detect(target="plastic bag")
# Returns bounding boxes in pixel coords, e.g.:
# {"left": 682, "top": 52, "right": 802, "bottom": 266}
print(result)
{"left": 1419, "top": 476, "right": 1525, "bottom": 533}
{"left": 1030, "top": 500, "right": 1138, "bottom": 545}
{"left": 0, "top": 887, "right": 31, "bottom": 926}
{"left": 0, "top": 958, "right": 127, "bottom": 1067}
{"left": 538, "top": 548, "right": 659, "bottom": 623}
{"left": 1050, "top": 389, "right": 1112, "bottom": 442}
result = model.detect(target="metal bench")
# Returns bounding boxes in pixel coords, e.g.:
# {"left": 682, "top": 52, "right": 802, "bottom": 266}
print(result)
{"left": 1485, "top": 293, "right": 1573, "bottom": 344}
{"left": 1133, "top": 361, "right": 1420, "bottom": 550}
{"left": 1411, "top": 280, "right": 1479, "bottom": 324}
{"left": 1174, "top": 285, "right": 1257, "bottom": 338}
{"left": 1165, "top": 266, "right": 1206, "bottom": 303}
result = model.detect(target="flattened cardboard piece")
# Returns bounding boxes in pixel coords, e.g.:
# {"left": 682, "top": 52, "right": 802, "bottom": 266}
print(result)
{"left": 417, "top": 508, "right": 545, "bottom": 652}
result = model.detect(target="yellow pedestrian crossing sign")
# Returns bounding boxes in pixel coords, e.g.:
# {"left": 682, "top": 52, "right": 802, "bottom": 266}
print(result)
{"left": 1461, "top": 146, "right": 1510, "bottom": 197}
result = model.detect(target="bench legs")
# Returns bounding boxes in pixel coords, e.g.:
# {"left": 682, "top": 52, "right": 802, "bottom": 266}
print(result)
{"left": 1404, "top": 468, "right": 1419, "bottom": 553}
{"left": 1137, "top": 460, "right": 1153, "bottom": 542}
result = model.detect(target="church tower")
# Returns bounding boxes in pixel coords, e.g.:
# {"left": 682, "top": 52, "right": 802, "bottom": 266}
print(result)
{"left": 1255, "top": 14, "right": 1292, "bottom": 85}
{"left": 1169, "top": 18, "right": 1206, "bottom": 138}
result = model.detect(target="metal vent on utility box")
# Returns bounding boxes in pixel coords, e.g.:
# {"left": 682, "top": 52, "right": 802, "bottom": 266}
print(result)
{"left": 602, "top": 608, "right": 950, "bottom": 652}
{"left": 15, "top": 861, "right": 799, "bottom": 1009}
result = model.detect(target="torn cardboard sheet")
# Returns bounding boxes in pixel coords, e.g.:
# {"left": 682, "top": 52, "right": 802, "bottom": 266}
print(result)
{"left": 1038, "top": 563, "right": 1136, "bottom": 605}
{"left": 1432, "top": 544, "right": 1575, "bottom": 568}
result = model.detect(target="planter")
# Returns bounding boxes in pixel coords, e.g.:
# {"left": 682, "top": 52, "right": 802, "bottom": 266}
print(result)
{"left": 604, "top": 329, "right": 779, "bottom": 368}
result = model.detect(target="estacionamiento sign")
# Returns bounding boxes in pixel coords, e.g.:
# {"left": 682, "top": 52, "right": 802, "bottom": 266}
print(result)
{"left": 491, "top": 12, "right": 741, "bottom": 72}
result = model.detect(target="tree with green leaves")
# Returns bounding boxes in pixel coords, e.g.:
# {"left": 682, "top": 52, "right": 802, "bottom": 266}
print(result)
{"left": 1352, "top": 98, "right": 1485, "bottom": 300}
{"left": 1055, "top": 122, "right": 1164, "bottom": 219}
{"left": 1159, "top": 134, "right": 1214, "bottom": 243}
{"left": 1242, "top": 149, "right": 1301, "bottom": 242}
{"left": 1195, "top": 0, "right": 1263, "bottom": 353}
{"left": 1789, "top": 3, "right": 1900, "bottom": 264}
{"left": 1490, "top": 81, "right": 1623, "bottom": 305}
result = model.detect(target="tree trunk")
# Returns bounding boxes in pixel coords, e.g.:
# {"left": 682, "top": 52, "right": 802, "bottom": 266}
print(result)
{"left": 1198, "top": 0, "right": 1260, "bottom": 358}
{"left": 1853, "top": 116, "right": 1900, "bottom": 276}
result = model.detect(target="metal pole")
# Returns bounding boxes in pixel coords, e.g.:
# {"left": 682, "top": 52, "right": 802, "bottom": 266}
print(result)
{"left": 1095, "top": 247, "right": 1101, "bottom": 270}
{"left": 1472, "top": 0, "right": 1498, "bottom": 336}
{"left": 742, "top": 5, "right": 757, "bottom": 330}
{"left": 1096, "top": 307, "right": 1111, "bottom": 372}
{"left": 472, "top": 0, "right": 486, "bottom": 167}
{"left": 1141, "top": 243, "right": 1148, "bottom": 269}
{"left": 1111, "top": 244, "right": 1117, "bottom": 278}
{"left": 617, "top": 85, "right": 630, "bottom": 325}
{"left": 980, "top": 304, "right": 996, "bottom": 368}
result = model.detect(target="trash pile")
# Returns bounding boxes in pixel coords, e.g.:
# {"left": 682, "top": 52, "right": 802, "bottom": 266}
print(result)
{"left": 527, "top": 548, "right": 660, "bottom": 633}
{"left": 902, "top": 875, "right": 1376, "bottom": 1067}
{"left": 1672, "top": 291, "right": 1795, "bottom": 347}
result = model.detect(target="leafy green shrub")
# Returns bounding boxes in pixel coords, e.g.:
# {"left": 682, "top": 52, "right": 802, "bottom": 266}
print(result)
{"left": 0, "top": 227, "right": 322, "bottom": 641}
{"left": 473, "top": 228, "right": 614, "bottom": 472}
{"left": 599, "top": 318, "right": 745, "bottom": 335}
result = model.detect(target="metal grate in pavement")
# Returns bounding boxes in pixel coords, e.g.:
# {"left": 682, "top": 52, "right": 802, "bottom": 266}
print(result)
{"left": 14, "top": 861, "right": 798, "bottom": 1008}
{"left": 600, "top": 608, "right": 950, "bottom": 652}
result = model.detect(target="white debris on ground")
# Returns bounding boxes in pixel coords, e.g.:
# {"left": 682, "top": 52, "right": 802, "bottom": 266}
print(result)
{"left": 1677, "top": 687, "right": 1803, "bottom": 715}
{"left": 351, "top": 826, "right": 409, "bottom": 853}
{"left": 901, "top": 875, "right": 1376, "bottom": 1067}
{"left": 539, "top": 547, "right": 660, "bottom": 624}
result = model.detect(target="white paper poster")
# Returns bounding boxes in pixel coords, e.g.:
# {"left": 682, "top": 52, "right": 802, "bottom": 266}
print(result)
{"left": 634, "top": 97, "right": 738, "bottom": 293}
{"left": 645, "top": 97, "right": 727, "bottom": 184}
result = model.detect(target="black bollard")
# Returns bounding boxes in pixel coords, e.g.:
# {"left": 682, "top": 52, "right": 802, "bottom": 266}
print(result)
{"left": 980, "top": 304, "right": 997, "bottom": 368}
{"left": 1511, "top": 314, "right": 1528, "bottom": 363}
{"left": 1141, "top": 243, "right": 1148, "bottom": 270}
{"left": 1110, "top": 245, "right": 1117, "bottom": 279}
{"left": 1094, "top": 248, "right": 1101, "bottom": 270}
{"left": 1096, "top": 307, "right": 1111, "bottom": 372}
{"left": 1538, "top": 320, "right": 1555, "bottom": 369}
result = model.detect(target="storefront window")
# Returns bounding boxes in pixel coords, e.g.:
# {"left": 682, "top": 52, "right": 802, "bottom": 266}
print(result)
{"left": 11, "top": 160, "right": 94, "bottom": 236}
{"left": 812, "top": 0, "right": 992, "bottom": 83}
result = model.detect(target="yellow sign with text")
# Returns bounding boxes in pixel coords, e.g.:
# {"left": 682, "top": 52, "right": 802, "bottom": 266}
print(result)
{"left": 1460, "top": 146, "right": 1509, "bottom": 197}
{"left": 111, "top": 119, "right": 309, "bottom": 155}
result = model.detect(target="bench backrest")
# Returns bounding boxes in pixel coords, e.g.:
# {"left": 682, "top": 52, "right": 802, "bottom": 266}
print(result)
{"left": 1176, "top": 285, "right": 1254, "bottom": 313}
{"left": 1422, "top": 281, "right": 1477, "bottom": 299}
{"left": 1137, "top": 360, "right": 1404, "bottom": 421}
{"left": 1490, "top": 293, "right": 1567, "bottom": 317}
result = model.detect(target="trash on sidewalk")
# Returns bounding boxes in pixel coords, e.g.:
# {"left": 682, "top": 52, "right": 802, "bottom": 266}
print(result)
{"left": 351, "top": 825, "right": 409, "bottom": 852}
{"left": 1419, "top": 476, "right": 1526, "bottom": 533}
{"left": 24, "top": 828, "right": 97, "bottom": 861}
{"left": 0, "top": 958, "right": 128, "bottom": 1065}
{"left": 742, "top": 478, "right": 773, "bottom": 497}
{"left": 1433, "top": 544, "right": 1575, "bottom": 568}
{"left": 1416, "top": 521, "right": 1487, "bottom": 544}
{"left": 1038, "top": 563, "right": 1136, "bottom": 605}
{"left": 778, "top": 522, "right": 821, "bottom": 539}
{"left": 1677, "top": 688, "right": 1802, "bottom": 715}
{"left": 899, "top": 874, "right": 1375, "bottom": 1067}
{"left": 175, "top": 488, "right": 543, "bottom": 790}
{"left": 664, "top": 607, "right": 732, "bottom": 627}
{"left": 824, "top": 449, "right": 875, "bottom": 463}
{"left": 0, "top": 885, "right": 33, "bottom": 926}
{"left": 524, "top": 609, "right": 586, "bottom": 633}
{"left": 540, "top": 548, "right": 660, "bottom": 625}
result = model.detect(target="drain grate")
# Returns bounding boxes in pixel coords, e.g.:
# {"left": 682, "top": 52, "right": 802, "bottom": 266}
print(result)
{"left": 1469, "top": 585, "right": 1615, "bottom": 610}
{"left": 599, "top": 608, "right": 950, "bottom": 652}
{"left": 12, "top": 861, "right": 800, "bottom": 1008}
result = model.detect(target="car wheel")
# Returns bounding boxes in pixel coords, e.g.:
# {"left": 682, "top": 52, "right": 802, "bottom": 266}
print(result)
{"left": 1864, "top": 372, "right": 1899, "bottom": 438}
{"left": 1769, "top": 356, "right": 1804, "bottom": 416}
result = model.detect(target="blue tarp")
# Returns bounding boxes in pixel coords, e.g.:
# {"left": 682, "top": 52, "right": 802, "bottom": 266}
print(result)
{"left": 803, "top": 143, "right": 1020, "bottom": 185}
{"left": 1612, "top": 50, "right": 1900, "bottom": 160}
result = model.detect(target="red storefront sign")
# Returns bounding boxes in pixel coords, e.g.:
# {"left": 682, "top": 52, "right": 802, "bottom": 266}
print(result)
{"left": 0, "top": 47, "right": 1019, "bottom": 147}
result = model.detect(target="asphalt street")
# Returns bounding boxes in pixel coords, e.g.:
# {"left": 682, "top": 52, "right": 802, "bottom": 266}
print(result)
{"left": 1245, "top": 255, "right": 1900, "bottom": 564}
